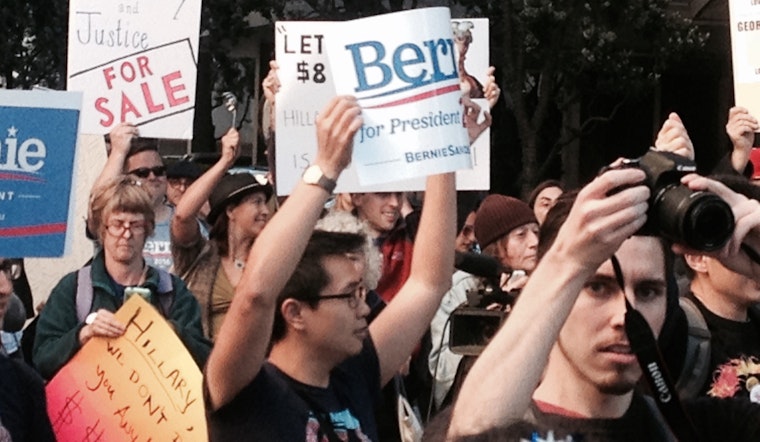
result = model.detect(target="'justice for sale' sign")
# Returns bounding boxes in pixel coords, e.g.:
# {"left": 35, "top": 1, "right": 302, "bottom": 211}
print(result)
{"left": 67, "top": 0, "right": 202, "bottom": 139}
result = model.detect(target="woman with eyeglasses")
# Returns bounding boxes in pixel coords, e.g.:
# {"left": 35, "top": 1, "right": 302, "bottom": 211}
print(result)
{"left": 90, "top": 123, "right": 181, "bottom": 271}
{"left": 32, "top": 177, "right": 211, "bottom": 380}
{"left": 172, "top": 128, "right": 274, "bottom": 340}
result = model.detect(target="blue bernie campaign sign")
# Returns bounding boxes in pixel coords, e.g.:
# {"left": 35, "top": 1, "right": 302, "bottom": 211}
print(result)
{"left": 0, "top": 90, "right": 82, "bottom": 257}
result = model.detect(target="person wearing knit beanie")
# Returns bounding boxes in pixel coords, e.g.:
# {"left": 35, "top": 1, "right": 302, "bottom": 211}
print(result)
{"left": 474, "top": 194, "right": 539, "bottom": 273}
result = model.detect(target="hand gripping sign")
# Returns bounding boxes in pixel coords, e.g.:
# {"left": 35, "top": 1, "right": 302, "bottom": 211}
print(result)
{"left": 46, "top": 296, "right": 206, "bottom": 442}
{"left": 327, "top": 7, "right": 472, "bottom": 186}
{"left": 67, "top": 0, "right": 202, "bottom": 139}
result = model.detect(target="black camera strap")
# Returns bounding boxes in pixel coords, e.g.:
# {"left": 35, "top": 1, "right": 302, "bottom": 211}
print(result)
{"left": 610, "top": 254, "right": 701, "bottom": 442}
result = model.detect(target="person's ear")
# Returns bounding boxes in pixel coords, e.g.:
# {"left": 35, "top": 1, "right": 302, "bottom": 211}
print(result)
{"left": 281, "top": 299, "right": 307, "bottom": 332}
{"left": 684, "top": 254, "right": 707, "bottom": 274}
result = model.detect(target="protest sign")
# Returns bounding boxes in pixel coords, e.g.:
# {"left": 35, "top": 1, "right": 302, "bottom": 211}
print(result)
{"left": 67, "top": 0, "right": 202, "bottom": 139}
{"left": 729, "top": 0, "right": 760, "bottom": 121}
{"left": 327, "top": 7, "right": 470, "bottom": 185}
{"left": 0, "top": 90, "right": 81, "bottom": 257}
{"left": 275, "top": 11, "right": 491, "bottom": 194}
{"left": 46, "top": 296, "right": 206, "bottom": 442}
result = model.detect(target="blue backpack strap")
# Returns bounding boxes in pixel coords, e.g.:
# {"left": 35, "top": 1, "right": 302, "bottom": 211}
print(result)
{"left": 76, "top": 266, "right": 94, "bottom": 323}
{"left": 154, "top": 268, "right": 175, "bottom": 316}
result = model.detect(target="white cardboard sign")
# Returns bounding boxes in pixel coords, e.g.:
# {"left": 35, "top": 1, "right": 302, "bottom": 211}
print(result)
{"left": 274, "top": 10, "right": 491, "bottom": 195}
{"left": 67, "top": 0, "right": 202, "bottom": 139}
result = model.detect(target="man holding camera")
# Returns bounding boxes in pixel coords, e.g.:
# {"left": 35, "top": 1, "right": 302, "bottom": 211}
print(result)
{"left": 444, "top": 161, "right": 760, "bottom": 440}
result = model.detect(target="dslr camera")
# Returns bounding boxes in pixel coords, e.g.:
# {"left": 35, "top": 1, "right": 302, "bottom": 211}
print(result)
{"left": 607, "top": 150, "right": 734, "bottom": 251}
{"left": 448, "top": 274, "right": 520, "bottom": 356}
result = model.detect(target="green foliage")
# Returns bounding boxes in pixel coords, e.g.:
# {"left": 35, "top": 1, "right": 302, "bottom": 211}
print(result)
{"left": 0, "top": 0, "right": 66, "bottom": 89}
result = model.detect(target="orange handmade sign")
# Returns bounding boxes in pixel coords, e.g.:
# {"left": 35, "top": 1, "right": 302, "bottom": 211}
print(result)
{"left": 46, "top": 296, "right": 206, "bottom": 442}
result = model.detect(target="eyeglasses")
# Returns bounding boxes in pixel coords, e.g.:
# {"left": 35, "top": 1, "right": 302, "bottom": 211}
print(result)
{"left": 128, "top": 166, "right": 166, "bottom": 179}
{"left": 0, "top": 260, "right": 21, "bottom": 280}
{"left": 317, "top": 286, "right": 368, "bottom": 309}
{"left": 168, "top": 177, "right": 194, "bottom": 188}
{"left": 105, "top": 219, "right": 147, "bottom": 237}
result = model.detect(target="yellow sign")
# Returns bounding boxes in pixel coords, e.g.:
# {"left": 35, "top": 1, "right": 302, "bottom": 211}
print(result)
{"left": 46, "top": 295, "right": 207, "bottom": 441}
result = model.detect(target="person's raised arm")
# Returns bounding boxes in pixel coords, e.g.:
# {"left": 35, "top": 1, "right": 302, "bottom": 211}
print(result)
{"left": 369, "top": 172, "right": 456, "bottom": 387}
{"left": 448, "top": 168, "right": 650, "bottom": 438}
{"left": 205, "top": 96, "right": 362, "bottom": 410}
{"left": 171, "top": 128, "right": 240, "bottom": 246}
{"left": 91, "top": 123, "right": 137, "bottom": 196}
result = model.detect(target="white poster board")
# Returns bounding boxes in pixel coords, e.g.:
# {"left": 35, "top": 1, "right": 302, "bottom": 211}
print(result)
{"left": 729, "top": 0, "right": 760, "bottom": 121}
{"left": 67, "top": 0, "right": 202, "bottom": 139}
{"left": 274, "top": 11, "right": 491, "bottom": 195}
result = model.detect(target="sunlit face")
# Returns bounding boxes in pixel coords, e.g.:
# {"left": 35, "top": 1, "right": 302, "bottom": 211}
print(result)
{"left": 555, "top": 237, "right": 667, "bottom": 395}
{"left": 102, "top": 211, "right": 147, "bottom": 265}
{"left": 305, "top": 254, "right": 371, "bottom": 361}
{"left": 352, "top": 192, "right": 402, "bottom": 237}
{"left": 125, "top": 150, "right": 166, "bottom": 207}
{"left": 500, "top": 223, "right": 540, "bottom": 272}
{"left": 226, "top": 191, "right": 270, "bottom": 240}
{"left": 455, "top": 211, "right": 477, "bottom": 253}
{"left": 533, "top": 186, "right": 563, "bottom": 225}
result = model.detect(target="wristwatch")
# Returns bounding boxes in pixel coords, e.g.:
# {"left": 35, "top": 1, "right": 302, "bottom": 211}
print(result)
{"left": 302, "top": 165, "right": 337, "bottom": 194}
{"left": 85, "top": 312, "right": 98, "bottom": 325}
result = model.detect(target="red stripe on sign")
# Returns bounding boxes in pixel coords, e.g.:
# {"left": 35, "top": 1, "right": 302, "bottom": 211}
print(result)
{"left": 0, "top": 173, "right": 44, "bottom": 182}
{"left": 364, "top": 84, "right": 461, "bottom": 109}
{"left": 0, "top": 223, "right": 66, "bottom": 237}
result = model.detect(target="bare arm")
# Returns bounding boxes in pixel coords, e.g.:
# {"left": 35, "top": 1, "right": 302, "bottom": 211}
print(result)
{"left": 171, "top": 128, "right": 240, "bottom": 246}
{"left": 448, "top": 168, "right": 650, "bottom": 437}
{"left": 91, "top": 123, "right": 136, "bottom": 196}
{"left": 369, "top": 172, "right": 456, "bottom": 387}
{"left": 205, "top": 96, "right": 362, "bottom": 410}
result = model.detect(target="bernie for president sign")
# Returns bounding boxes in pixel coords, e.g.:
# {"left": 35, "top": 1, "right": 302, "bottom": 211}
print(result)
{"left": 0, "top": 90, "right": 82, "bottom": 257}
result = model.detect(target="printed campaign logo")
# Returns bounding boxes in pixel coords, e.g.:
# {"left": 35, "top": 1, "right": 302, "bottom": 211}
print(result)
{"left": 0, "top": 90, "right": 81, "bottom": 257}
{"left": 328, "top": 8, "right": 471, "bottom": 186}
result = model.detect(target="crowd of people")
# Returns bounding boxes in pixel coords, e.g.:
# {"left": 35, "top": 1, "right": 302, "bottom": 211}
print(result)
{"left": 5, "top": 49, "right": 760, "bottom": 442}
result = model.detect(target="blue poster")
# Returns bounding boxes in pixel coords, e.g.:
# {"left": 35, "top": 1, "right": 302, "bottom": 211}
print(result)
{"left": 0, "top": 90, "right": 82, "bottom": 257}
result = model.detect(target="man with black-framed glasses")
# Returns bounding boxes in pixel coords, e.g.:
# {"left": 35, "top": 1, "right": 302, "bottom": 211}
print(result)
{"left": 205, "top": 95, "right": 457, "bottom": 441}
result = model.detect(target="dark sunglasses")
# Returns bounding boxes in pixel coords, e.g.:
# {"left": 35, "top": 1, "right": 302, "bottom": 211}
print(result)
{"left": 128, "top": 166, "right": 166, "bottom": 178}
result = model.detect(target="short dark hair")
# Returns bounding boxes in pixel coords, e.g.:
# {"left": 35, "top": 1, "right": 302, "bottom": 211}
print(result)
{"left": 527, "top": 179, "right": 563, "bottom": 209}
{"left": 270, "top": 230, "right": 366, "bottom": 343}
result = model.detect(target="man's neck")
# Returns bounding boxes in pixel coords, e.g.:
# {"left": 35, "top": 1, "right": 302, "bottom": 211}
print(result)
{"left": 533, "top": 357, "right": 634, "bottom": 419}
{"left": 154, "top": 202, "right": 172, "bottom": 223}
{"left": 691, "top": 281, "right": 748, "bottom": 322}
{"left": 268, "top": 337, "right": 337, "bottom": 388}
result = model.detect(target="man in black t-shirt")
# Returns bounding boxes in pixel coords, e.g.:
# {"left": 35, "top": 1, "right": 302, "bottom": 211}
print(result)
{"left": 683, "top": 252, "right": 760, "bottom": 400}
{"left": 204, "top": 96, "right": 457, "bottom": 441}
{"left": 443, "top": 167, "right": 760, "bottom": 441}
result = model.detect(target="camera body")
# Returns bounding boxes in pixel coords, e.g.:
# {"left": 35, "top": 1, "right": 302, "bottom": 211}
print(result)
{"left": 611, "top": 150, "right": 734, "bottom": 251}
{"left": 449, "top": 277, "right": 518, "bottom": 356}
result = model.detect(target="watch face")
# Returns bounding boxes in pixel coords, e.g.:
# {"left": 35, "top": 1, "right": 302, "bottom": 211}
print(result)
{"left": 304, "top": 165, "right": 320, "bottom": 183}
